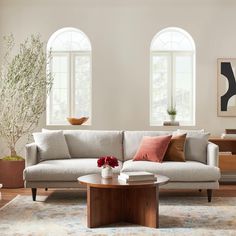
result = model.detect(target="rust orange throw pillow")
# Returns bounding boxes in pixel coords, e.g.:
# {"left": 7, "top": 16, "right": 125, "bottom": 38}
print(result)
{"left": 133, "top": 135, "right": 172, "bottom": 162}
{"left": 164, "top": 133, "right": 187, "bottom": 162}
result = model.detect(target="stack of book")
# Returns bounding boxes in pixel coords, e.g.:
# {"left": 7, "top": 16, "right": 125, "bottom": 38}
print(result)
{"left": 225, "top": 129, "right": 236, "bottom": 134}
{"left": 118, "top": 171, "right": 157, "bottom": 183}
{"left": 163, "top": 121, "right": 179, "bottom": 126}
{"left": 221, "top": 133, "right": 236, "bottom": 139}
{"left": 219, "top": 151, "right": 232, "bottom": 155}
{"left": 221, "top": 129, "right": 236, "bottom": 139}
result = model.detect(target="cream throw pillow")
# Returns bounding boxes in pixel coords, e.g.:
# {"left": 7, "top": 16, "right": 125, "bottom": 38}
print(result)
{"left": 175, "top": 132, "right": 210, "bottom": 163}
{"left": 33, "top": 131, "right": 71, "bottom": 162}
{"left": 184, "top": 132, "right": 210, "bottom": 163}
{"left": 175, "top": 129, "right": 205, "bottom": 135}
{"left": 173, "top": 129, "right": 210, "bottom": 163}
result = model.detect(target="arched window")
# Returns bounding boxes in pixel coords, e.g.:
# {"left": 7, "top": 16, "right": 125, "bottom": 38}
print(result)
{"left": 47, "top": 27, "right": 92, "bottom": 125}
{"left": 150, "top": 27, "right": 195, "bottom": 126}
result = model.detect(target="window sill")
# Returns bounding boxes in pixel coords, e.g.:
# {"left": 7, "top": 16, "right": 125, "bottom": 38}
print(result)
{"left": 46, "top": 124, "right": 91, "bottom": 126}
{"left": 45, "top": 124, "right": 91, "bottom": 129}
{"left": 150, "top": 123, "right": 196, "bottom": 127}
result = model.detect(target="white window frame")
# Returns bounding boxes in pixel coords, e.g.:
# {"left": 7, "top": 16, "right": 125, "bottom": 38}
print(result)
{"left": 47, "top": 50, "right": 92, "bottom": 125}
{"left": 150, "top": 29, "right": 196, "bottom": 126}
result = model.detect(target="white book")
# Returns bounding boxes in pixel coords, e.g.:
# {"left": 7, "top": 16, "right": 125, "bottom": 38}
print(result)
{"left": 118, "top": 175, "right": 157, "bottom": 183}
{"left": 219, "top": 151, "right": 232, "bottom": 155}
{"left": 221, "top": 134, "right": 236, "bottom": 139}
{"left": 120, "top": 171, "right": 155, "bottom": 180}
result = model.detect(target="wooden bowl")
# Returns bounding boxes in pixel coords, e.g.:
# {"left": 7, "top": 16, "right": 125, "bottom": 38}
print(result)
{"left": 67, "top": 117, "right": 89, "bottom": 125}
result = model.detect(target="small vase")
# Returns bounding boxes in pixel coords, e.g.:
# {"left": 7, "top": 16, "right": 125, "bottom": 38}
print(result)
{"left": 101, "top": 166, "right": 113, "bottom": 179}
{"left": 170, "top": 115, "right": 176, "bottom": 122}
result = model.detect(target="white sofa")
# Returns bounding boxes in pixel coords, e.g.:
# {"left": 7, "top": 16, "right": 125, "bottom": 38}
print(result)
{"left": 24, "top": 130, "right": 220, "bottom": 202}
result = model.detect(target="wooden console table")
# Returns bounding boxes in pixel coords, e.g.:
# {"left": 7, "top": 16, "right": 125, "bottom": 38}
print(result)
{"left": 209, "top": 138, "right": 236, "bottom": 182}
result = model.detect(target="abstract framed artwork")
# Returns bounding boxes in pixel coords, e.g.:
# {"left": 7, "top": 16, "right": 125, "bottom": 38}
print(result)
{"left": 217, "top": 58, "right": 236, "bottom": 116}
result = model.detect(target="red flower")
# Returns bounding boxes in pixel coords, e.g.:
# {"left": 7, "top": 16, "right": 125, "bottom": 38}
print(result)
{"left": 97, "top": 156, "right": 119, "bottom": 168}
{"left": 97, "top": 157, "right": 105, "bottom": 167}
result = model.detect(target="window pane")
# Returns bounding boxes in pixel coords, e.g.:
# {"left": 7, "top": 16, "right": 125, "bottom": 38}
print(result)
{"left": 49, "top": 28, "right": 91, "bottom": 51}
{"left": 151, "top": 55, "right": 169, "bottom": 124}
{"left": 48, "top": 55, "right": 69, "bottom": 124}
{"left": 53, "top": 73, "right": 68, "bottom": 89}
{"left": 175, "top": 55, "right": 193, "bottom": 123}
{"left": 51, "top": 89, "right": 68, "bottom": 124}
{"left": 74, "top": 55, "right": 91, "bottom": 118}
{"left": 151, "top": 28, "right": 194, "bottom": 51}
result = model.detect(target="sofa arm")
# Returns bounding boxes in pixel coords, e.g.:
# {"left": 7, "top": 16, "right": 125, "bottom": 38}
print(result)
{"left": 25, "top": 143, "right": 38, "bottom": 167}
{"left": 207, "top": 142, "right": 219, "bottom": 167}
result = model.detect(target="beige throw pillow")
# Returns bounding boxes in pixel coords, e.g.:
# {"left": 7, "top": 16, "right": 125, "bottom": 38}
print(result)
{"left": 184, "top": 133, "right": 210, "bottom": 163}
{"left": 173, "top": 129, "right": 210, "bottom": 163}
{"left": 33, "top": 131, "right": 71, "bottom": 162}
{"left": 173, "top": 129, "right": 205, "bottom": 135}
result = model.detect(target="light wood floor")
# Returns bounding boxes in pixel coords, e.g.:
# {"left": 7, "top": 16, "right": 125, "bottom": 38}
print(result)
{"left": 1, "top": 184, "right": 236, "bottom": 208}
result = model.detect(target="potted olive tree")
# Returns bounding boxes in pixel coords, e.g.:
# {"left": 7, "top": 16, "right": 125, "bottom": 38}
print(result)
{"left": 0, "top": 35, "right": 53, "bottom": 188}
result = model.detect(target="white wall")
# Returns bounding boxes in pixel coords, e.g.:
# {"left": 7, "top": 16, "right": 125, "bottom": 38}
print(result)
{"left": 0, "top": 0, "right": 236, "bottom": 156}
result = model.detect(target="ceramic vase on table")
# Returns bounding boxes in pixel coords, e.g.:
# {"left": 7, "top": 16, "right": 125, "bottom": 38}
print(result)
{"left": 101, "top": 166, "right": 113, "bottom": 179}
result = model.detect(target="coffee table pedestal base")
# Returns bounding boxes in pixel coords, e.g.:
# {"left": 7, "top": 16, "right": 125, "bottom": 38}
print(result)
{"left": 87, "top": 185, "right": 159, "bottom": 228}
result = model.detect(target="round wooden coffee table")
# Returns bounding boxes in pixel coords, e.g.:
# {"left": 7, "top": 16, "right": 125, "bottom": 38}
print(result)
{"left": 78, "top": 174, "right": 169, "bottom": 228}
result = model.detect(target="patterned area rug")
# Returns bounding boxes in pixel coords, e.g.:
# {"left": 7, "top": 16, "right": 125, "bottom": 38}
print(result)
{"left": 0, "top": 191, "right": 236, "bottom": 236}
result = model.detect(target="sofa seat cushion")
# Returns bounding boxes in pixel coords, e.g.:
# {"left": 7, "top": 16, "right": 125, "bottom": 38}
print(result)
{"left": 121, "top": 160, "right": 220, "bottom": 182}
{"left": 24, "top": 158, "right": 122, "bottom": 182}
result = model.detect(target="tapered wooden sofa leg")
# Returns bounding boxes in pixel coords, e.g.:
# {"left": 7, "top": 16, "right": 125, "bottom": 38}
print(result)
{"left": 31, "top": 188, "right": 37, "bottom": 201}
{"left": 207, "top": 189, "right": 212, "bottom": 202}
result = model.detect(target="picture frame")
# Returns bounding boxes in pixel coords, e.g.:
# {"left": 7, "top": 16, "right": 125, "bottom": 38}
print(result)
{"left": 217, "top": 58, "right": 236, "bottom": 116}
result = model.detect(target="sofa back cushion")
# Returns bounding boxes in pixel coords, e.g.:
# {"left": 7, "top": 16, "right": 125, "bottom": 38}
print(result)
{"left": 123, "top": 131, "right": 172, "bottom": 161}
{"left": 62, "top": 130, "right": 124, "bottom": 161}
